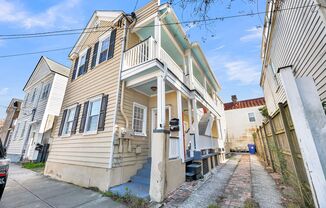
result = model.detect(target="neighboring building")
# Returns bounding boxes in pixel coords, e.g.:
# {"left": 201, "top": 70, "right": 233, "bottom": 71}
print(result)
{"left": 224, "top": 96, "right": 265, "bottom": 152}
{"left": 6, "top": 56, "right": 69, "bottom": 163}
{"left": 260, "top": 0, "right": 326, "bottom": 205}
{"left": 0, "top": 98, "right": 22, "bottom": 148}
{"left": 44, "top": 0, "right": 226, "bottom": 202}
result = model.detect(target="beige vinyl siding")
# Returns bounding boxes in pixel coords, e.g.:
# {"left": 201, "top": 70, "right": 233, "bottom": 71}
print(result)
{"left": 113, "top": 88, "right": 150, "bottom": 167}
{"left": 48, "top": 20, "right": 123, "bottom": 169}
{"left": 135, "top": 0, "right": 158, "bottom": 23}
{"left": 264, "top": 0, "right": 326, "bottom": 115}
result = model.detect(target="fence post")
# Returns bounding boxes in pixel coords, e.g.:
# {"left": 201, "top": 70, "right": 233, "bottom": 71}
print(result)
{"left": 258, "top": 126, "right": 268, "bottom": 166}
{"left": 278, "top": 102, "right": 305, "bottom": 204}
{"left": 262, "top": 124, "right": 276, "bottom": 172}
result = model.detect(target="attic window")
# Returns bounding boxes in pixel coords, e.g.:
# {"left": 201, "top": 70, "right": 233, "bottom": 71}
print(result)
{"left": 98, "top": 31, "right": 111, "bottom": 64}
{"left": 77, "top": 50, "right": 87, "bottom": 77}
{"left": 248, "top": 112, "right": 256, "bottom": 122}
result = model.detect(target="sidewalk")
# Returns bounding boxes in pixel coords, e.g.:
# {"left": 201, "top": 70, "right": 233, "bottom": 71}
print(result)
{"left": 0, "top": 164, "right": 125, "bottom": 208}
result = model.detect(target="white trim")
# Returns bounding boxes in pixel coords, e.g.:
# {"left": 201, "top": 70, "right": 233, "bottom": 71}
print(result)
{"left": 151, "top": 106, "right": 171, "bottom": 133}
{"left": 97, "top": 30, "right": 112, "bottom": 65}
{"left": 132, "top": 102, "right": 148, "bottom": 136}
{"left": 84, "top": 95, "right": 102, "bottom": 135}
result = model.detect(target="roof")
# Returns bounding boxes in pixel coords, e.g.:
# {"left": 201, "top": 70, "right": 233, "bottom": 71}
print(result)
{"left": 224, "top": 97, "right": 265, "bottom": 111}
{"left": 23, "top": 56, "right": 70, "bottom": 90}
{"left": 43, "top": 57, "right": 70, "bottom": 77}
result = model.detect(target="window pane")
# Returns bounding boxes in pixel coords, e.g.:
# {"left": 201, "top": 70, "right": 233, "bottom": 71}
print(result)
{"left": 90, "top": 100, "right": 101, "bottom": 116}
{"left": 80, "top": 54, "right": 86, "bottom": 65}
{"left": 99, "top": 50, "right": 107, "bottom": 63}
{"left": 133, "top": 105, "right": 145, "bottom": 134}
{"left": 101, "top": 38, "right": 109, "bottom": 52}
{"left": 87, "top": 115, "right": 99, "bottom": 131}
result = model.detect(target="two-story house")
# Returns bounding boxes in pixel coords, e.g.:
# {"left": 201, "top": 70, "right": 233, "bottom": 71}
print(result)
{"left": 44, "top": 0, "right": 226, "bottom": 202}
{"left": 260, "top": 0, "right": 326, "bottom": 206}
{"left": 0, "top": 98, "right": 22, "bottom": 149}
{"left": 6, "top": 56, "right": 69, "bottom": 163}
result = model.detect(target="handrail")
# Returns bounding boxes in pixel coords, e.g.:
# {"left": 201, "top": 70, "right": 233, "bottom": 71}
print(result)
{"left": 124, "top": 36, "right": 153, "bottom": 53}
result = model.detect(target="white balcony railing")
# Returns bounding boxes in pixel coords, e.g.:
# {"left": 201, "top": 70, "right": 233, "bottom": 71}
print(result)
{"left": 160, "top": 48, "right": 184, "bottom": 81}
{"left": 123, "top": 36, "right": 157, "bottom": 70}
{"left": 169, "top": 137, "right": 179, "bottom": 159}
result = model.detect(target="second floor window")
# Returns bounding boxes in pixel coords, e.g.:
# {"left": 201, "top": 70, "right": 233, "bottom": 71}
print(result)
{"left": 85, "top": 98, "right": 101, "bottom": 133}
{"left": 77, "top": 51, "right": 87, "bottom": 77}
{"left": 31, "top": 88, "right": 37, "bottom": 103}
{"left": 62, "top": 106, "right": 76, "bottom": 136}
{"left": 41, "top": 83, "right": 51, "bottom": 99}
{"left": 20, "top": 121, "right": 27, "bottom": 138}
{"left": 248, "top": 112, "right": 256, "bottom": 122}
{"left": 99, "top": 36, "right": 110, "bottom": 64}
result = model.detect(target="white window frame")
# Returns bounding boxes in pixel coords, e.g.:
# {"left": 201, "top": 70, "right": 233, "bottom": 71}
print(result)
{"left": 248, "top": 112, "right": 256, "bottom": 122}
{"left": 75, "top": 48, "right": 89, "bottom": 79}
{"left": 132, "top": 102, "right": 147, "bottom": 136}
{"left": 61, "top": 105, "right": 77, "bottom": 137}
{"left": 84, "top": 96, "right": 102, "bottom": 135}
{"left": 97, "top": 31, "right": 111, "bottom": 65}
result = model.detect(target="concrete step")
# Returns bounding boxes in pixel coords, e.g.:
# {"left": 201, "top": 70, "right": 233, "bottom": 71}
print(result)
{"left": 137, "top": 168, "right": 150, "bottom": 178}
{"left": 131, "top": 175, "right": 150, "bottom": 185}
{"left": 110, "top": 182, "right": 150, "bottom": 199}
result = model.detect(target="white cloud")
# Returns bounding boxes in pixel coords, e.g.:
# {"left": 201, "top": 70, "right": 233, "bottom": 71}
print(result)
{"left": 0, "top": 0, "right": 82, "bottom": 29}
{"left": 0, "top": 88, "right": 9, "bottom": 96}
{"left": 207, "top": 54, "right": 261, "bottom": 85}
{"left": 240, "top": 27, "right": 263, "bottom": 42}
{"left": 224, "top": 61, "right": 261, "bottom": 85}
{"left": 213, "top": 45, "right": 225, "bottom": 51}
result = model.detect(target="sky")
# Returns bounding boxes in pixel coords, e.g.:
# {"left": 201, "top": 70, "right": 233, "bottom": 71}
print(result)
{"left": 0, "top": 0, "right": 266, "bottom": 118}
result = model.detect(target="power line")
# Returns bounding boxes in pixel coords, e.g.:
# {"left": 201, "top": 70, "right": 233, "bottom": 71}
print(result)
{"left": 0, "top": 3, "right": 319, "bottom": 40}
{"left": 0, "top": 3, "right": 320, "bottom": 58}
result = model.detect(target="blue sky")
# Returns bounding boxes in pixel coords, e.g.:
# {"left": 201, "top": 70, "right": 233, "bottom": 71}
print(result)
{"left": 0, "top": 0, "right": 266, "bottom": 118}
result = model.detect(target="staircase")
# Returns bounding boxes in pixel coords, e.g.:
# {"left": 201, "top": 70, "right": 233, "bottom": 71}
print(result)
{"left": 110, "top": 158, "right": 151, "bottom": 199}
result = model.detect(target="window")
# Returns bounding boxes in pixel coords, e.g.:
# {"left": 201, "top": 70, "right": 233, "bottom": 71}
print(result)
{"left": 132, "top": 103, "right": 147, "bottom": 136}
{"left": 31, "top": 88, "right": 37, "bottom": 102}
{"left": 248, "top": 113, "right": 256, "bottom": 122}
{"left": 85, "top": 98, "right": 101, "bottom": 133}
{"left": 41, "top": 83, "right": 51, "bottom": 99}
{"left": 98, "top": 32, "right": 111, "bottom": 64}
{"left": 77, "top": 50, "right": 87, "bottom": 77}
{"left": 62, "top": 106, "right": 76, "bottom": 136}
{"left": 20, "top": 121, "right": 27, "bottom": 138}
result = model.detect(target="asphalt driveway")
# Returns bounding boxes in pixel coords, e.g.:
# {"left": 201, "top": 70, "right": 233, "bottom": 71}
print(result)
{"left": 0, "top": 164, "right": 125, "bottom": 208}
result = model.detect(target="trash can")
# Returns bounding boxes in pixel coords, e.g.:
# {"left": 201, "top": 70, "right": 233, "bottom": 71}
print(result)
{"left": 248, "top": 144, "right": 256, "bottom": 154}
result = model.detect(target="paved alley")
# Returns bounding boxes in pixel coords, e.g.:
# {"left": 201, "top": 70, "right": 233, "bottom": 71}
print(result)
{"left": 165, "top": 154, "right": 283, "bottom": 208}
{"left": 0, "top": 164, "right": 125, "bottom": 208}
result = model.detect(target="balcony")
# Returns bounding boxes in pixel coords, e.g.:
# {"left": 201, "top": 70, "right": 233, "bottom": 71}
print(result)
{"left": 122, "top": 36, "right": 186, "bottom": 84}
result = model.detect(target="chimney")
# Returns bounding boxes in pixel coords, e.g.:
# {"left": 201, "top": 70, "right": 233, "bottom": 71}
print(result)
{"left": 231, "top": 95, "right": 237, "bottom": 103}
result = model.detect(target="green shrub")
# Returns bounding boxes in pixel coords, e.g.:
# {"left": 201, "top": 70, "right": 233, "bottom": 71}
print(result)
{"left": 22, "top": 162, "right": 45, "bottom": 169}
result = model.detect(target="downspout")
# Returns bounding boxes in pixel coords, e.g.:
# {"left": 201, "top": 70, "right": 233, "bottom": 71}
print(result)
{"left": 109, "top": 16, "right": 128, "bottom": 169}
{"left": 120, "top": 81, "right": 129, "bottom": 129}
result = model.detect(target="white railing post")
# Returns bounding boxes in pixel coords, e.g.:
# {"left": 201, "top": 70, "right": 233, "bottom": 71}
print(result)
{"left": 177, "top": 91, "right": 185, "bottom": 161}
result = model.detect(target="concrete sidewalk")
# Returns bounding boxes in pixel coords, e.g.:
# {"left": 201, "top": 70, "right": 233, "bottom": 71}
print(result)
{"left": 0, "top": 164, "right": 125, "bottom": 208}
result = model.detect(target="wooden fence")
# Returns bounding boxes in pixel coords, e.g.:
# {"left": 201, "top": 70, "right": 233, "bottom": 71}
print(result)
{"left": 254, "top": 103, "right": 314, "bottom": 207}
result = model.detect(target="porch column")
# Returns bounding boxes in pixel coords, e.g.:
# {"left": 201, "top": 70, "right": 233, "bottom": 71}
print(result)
{"left": 154, "top": 16, "right": 161, "bottom": 59}
{"left": 150, "top": 74, "right": 167, "bottom": 202}
{"left": 187, "top": 99, "right": 194, "bottom": 157}
{"left": 192, "top": 98, "right": 199, "bottom": 150}
{"left": 177, "top": 91, "right": 185, "bottom": 162}
{"left": 186, "top": 49, "right": 194, "bottom": 89}
{"left": 278, "top": 66, "right": 326, "bottom": 207}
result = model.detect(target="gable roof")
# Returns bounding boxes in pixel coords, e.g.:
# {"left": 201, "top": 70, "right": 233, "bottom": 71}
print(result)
{"left": 224, "top": 97, "right": 265, "bottom": 111}
{"left": 23, "top": 56, "right": 70, "bottom": 90}
{"left": 69, "top": 10, "right": 124, "bottom": 57}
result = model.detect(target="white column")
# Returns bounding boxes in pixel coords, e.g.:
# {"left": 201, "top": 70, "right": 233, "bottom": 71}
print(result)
{"left": 278, "top": 66, "right": 326, "bottom": 208}
{"left": 154, "top": 16, "right": 161, "bottom": 60}
{"left": 192, "top": 98, "right": 199, "bottom": 150}
{"left": 186, "top": 49, "right": 194, "bottom": 89}
{"left": 177, "top": 91, "right": 185, "bottom": 162}
{"left": 157, "top": 75, "right": 165, "bottom": 129}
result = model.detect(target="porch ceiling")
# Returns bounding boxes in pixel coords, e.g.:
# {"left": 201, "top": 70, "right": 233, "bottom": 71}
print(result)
{"left": 133, "top": 79, "right": 173, "bottom": 96}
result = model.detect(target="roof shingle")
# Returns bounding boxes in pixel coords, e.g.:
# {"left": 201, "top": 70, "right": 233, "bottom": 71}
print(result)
{"left": 224, "top": 97, "right": 265, "bottom": 111}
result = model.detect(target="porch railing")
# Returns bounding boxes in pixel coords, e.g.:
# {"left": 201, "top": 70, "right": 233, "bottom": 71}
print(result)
{"left": 169, "top": 137, "right": 179, "bottom": 159}
{"left": 123, "top": 36, "right": 157, "bottom": 70}
{"left": 160, "top": 49, "right": 184, "bottom": 81}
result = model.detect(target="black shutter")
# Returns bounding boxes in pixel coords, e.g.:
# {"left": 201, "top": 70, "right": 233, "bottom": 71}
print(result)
{"left": 84, "top": 48, "right": 91, "bottom": 74}
{"left": 71, "top": 57, "right": 79, "bottom": 81}
{"left": 58, "top": 109, "right": 68, "bottom": 136}
{"left": 91, "top": 42, "right": 99, "bottom": 69}
{"left": 107, "top": 29, "right": 117, "bottom": 60}
{"left": 71, "top": 104, "right": 81, "bottom": 135}
{"left": 98, "top": 95, "right": 109, "bottom": 131}
{"left": 79, "top": 101, "right": 89, "bottom": 133}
